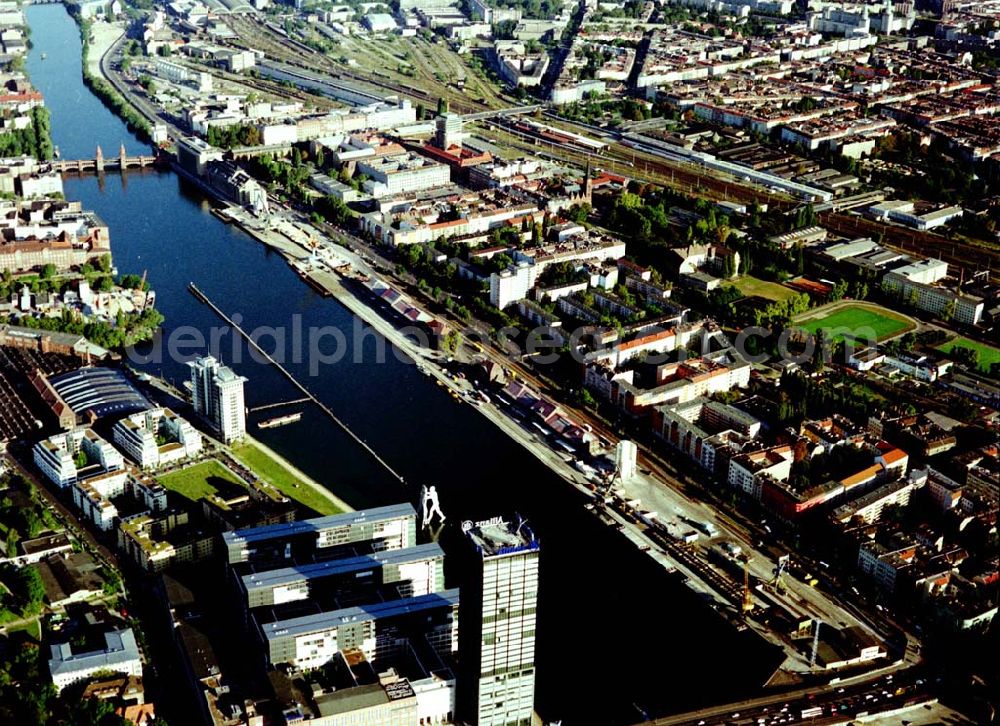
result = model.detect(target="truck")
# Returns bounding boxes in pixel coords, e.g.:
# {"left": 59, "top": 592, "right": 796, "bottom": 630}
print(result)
{"left": 697, "top": 520, "right": 719, "bottom": 537}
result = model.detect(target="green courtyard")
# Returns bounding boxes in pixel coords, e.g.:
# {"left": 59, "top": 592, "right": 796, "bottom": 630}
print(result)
{"left": 795, "top": 302, "right": 916, "bottom": 343}
{"left": 157, "top": 460, "right": 246, "bottom": 502}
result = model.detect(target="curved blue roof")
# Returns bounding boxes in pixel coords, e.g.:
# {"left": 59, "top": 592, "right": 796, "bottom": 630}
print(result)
{"left": 49, "top": 368, "right": 151, "bottom": 420}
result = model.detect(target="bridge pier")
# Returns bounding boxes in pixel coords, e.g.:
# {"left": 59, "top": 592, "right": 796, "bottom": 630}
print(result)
{"left": 52, "top": 151, "right": 169, "bottom": 175}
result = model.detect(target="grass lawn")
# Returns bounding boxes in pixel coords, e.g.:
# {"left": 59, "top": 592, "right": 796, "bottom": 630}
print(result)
{"left": 231, "top": 442, "right": 342, "bottom": 515}
{"left": 936, "top": 337, "right": 1000, "bottom": 373}
{"left": 7, "top": 618, "right": 41, "bottom": 641}
{"left": 733, "top": 275, "right": 798, "bottom": 302}
{"left": 158, "top": 460, "right": 246, "bottom": 502}
{"left": 796, "top": 303, "right": 915, "bottom": 343}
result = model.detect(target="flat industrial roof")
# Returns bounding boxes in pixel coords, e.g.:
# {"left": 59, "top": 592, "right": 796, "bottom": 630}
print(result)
{"left": 242, "top": 543, "right": 444, "bottom": 593}
{"left": 223, "top": 503, "right": 416, "bottom": 546}
{"left": 260, "top": 588, "right": 460, "bottom": 642}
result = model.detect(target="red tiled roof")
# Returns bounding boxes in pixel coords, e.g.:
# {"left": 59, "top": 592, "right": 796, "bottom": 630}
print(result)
{"left": 618, "top": 328, "right": 675, "bottom": 351}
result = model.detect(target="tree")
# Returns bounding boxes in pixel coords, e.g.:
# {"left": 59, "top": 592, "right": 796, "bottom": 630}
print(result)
{"left": 441, "top": 330, "right": 461, "bottom": 354}
{"left": 721, "top": 254, "right": 736, "bottom": 279}
{"left": 13, "top": 566, "right": 45, "bottom": 614}
{"left": 829, "top": 279, "right": 848, "bottom": 302}
{"left": 565, "top": 203, "right": 591, "bottom": 224}
{"left": 949, "top": 345, "right": 980, "bottom": 370}
{"left": 315, "top": 195, "right": 351, "bottom": 226}
{"left": 5, "top": 530, "right": 18, "bottom": 560}
{"left": 813, "top": 328, "right": 828, "bottom": 373}
{"left": 65, "top": 696, "right": 131, "bottom": 726}
{"left": 940, "top": 298, "right": 956, "bottom": 322}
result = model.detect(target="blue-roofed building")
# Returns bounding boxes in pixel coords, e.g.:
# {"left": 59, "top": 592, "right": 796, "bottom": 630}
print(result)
{"left": 238, "top": 542, "right": 445, "bottom": 609}
{"left": 223, "top": 503, "right": 461, "bottom": 725}
{"left": 47, "top": 367, "right": 151, "bottom": 423}
{"left": 48, "top": 628, "right": 142, "bottom": 693}
{"left": 222, "top": 504, "right": 417, "bottom": 565}
{"left": 257, "top": 589, "right": 460, "bottom": 669}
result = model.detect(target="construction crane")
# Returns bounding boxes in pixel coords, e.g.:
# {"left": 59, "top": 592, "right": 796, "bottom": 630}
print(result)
{"left": 742, "top": 560, "right": 755, "bottom": 615}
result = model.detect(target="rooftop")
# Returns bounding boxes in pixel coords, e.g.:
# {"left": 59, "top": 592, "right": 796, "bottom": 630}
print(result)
{"left": 242, "top": 543, "right": 444, "bottom": 593}
{"left": 463, "top": 515, "right": 539, "bottom": 558}
{"left": 48, "top": 368, "right": 150, "bottom": 420}
{"left": 48, "top": 628, "right": 139, "bottom": 678}
{"left": 223, "top": 504, "right": 416, "bottom": 546}
{"left": 259, "top": 589, "right": 460, "bottom": 642}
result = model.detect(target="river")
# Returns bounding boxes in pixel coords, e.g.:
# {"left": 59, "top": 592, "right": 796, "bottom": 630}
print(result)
{"left": 25, "top": 6, "right": 782, "bottom": 723}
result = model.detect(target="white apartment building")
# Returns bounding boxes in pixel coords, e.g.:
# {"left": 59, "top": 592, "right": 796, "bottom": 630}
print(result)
{"left": 113, "top": 407, "right": 203, "bottom": 469}
{"left": 357, "top": 153, "right": 451, "bottom": 198}
{"left": 832, "top": 472, "right": 923, "bottom": 525}
{"left": 128, "top": 472, "right": 169, "bottom": 512}
{"left": 727, "top": 445, "right": 794, "bottom": 500}
{"left": 188, "top": 355, "right": 248, "bottom": 443}
{"left": 72, "top": 473, "right": 126, "bottom": 531}
{"left": 33, "top": 428, "right": 125, "bottom": 489}
{"left": 259, "top": 590, "right": 460, "bottom": 670}
{"left": 18, "top": 170, "right": 63, "bottom": 198}
{"left": 882, "top": 270, "right": 984, "bottom": 325}
{"left": 857, "top": 540, "right": 917, "bottom": 593}
{"left": 489, "top": 261, "right": 537, "bottom": 310}
{"left": 48, "top": 629, "right": 142, "bottom": 694}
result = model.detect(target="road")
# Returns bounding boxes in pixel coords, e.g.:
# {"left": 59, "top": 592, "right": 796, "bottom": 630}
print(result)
{"left": 99, "top": 30, "right": 182, "bottom": 141}
{"left": 87, "top": 14, "right": 933, "bottom": 712}
{"left": 648, "top": 667, "right": 932, "bottom": 726}
{"left": 264, "top": 200, "right": 911, "bottom": 692}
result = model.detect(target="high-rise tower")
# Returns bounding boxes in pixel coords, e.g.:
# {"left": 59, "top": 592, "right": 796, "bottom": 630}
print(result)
{"left": 459, "top": 515, "right": 539, "bottom": 726}
{"left": 188, "top": 355, "right": 247, "bottom": 443}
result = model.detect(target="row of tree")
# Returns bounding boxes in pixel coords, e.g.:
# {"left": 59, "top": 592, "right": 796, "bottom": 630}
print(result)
{"left": 0, "top": 107, "right": 54, "bottom": 160}
{"left": 205, "top": 124, "right": 261, "bottom": 150}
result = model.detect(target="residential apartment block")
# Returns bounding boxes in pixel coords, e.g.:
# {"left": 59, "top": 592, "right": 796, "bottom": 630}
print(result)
{"left": 188, "top": 355, "right": 247, "bottom": 443}
{"left": 112, "top": 407, "right": 203, "bottom": 469}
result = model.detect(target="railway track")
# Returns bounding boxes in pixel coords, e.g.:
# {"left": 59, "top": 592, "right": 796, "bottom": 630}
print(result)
{"left": 223, "top": 14, "right": 487, "bottom": 114}
{"left": 820, "top": 211, "right": 1000, "bottom": 282}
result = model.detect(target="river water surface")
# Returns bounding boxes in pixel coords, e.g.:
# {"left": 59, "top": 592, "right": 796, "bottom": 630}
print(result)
{"left": 26, "top": 6, "right": 782, "bottom": 722}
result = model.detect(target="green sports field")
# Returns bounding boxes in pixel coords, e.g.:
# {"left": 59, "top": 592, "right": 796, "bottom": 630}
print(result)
{"left": 936, "top": 337, "right": 1000, "bottom": 373}
{"left": 733, "top": 275, "right": 798, "bottom": 302}
{"left": 795, "top": 303, "right": 915, "bottom": 343}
